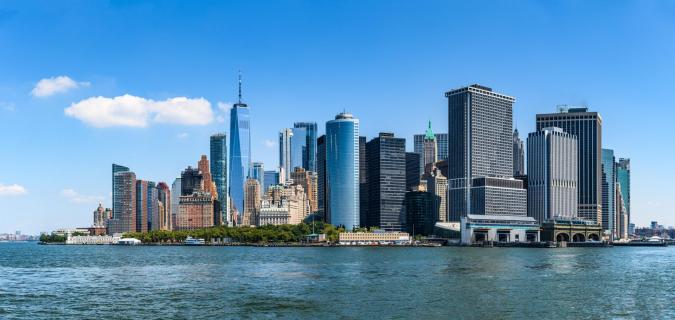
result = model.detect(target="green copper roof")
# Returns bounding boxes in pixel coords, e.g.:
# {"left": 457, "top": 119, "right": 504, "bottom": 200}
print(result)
{"left": 424, "top": 120, "right": 435, "bottom": 140}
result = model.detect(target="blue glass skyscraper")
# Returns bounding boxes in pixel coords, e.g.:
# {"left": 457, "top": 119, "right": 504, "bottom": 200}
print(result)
{"left": 294, "top": 122, "right": 318, "bottom": 172}
{"left": 601, "top": 148, "right": 616, "bottom": 234}
{"left": 251, "top": 162, "right": 264, "bottom": 192}
{"left": 210, "top": 133, "right": 228, "bottom": 226}
{"left": 291, "top": 127, "right": 307, "bottom": 171}
{"left": 326, "top": 112, "right": 360, "bottom": 230}
{"left": 229, "top": 74, "right": 251, "bottom": 219}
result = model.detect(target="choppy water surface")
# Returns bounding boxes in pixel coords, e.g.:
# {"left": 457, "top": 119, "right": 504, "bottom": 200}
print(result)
{"left": 0, "top": 243, "right": 673, "bottom": 319}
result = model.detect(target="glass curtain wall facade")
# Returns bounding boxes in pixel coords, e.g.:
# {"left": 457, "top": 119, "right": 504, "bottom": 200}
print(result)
{"left": 601, "top": 148, "right": 616, "bottom": 234}
{"left": 294, "top": 122, "right": 318, "bottom": 172}
{"left": 326, "top": 113, "right": 360, "bottom": 230}
{"left": 229, "top": 102, "right": 251, "bottom": 217}
{"left": 365, "top": 133, "right": 407, "bottom": 231}
{"left": 210, "top": 133, "right": 228, "bottom": 225}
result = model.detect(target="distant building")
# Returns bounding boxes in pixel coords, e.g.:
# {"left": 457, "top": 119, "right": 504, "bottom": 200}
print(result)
{"left": 425, "top": 166, "right": 448, "bottom": 222}
{"left": 181, "top": 166, "right": 203, "bottom": 196}
{"left": 615, "top": 183, "right": 629, "bottom": 240}
{"left": 107, "top": 170, "right": 136, "bottom": 235}
{"left": 366, "top": 133, "right": 406, "bottom": 231}
{"left": 405, "top": 152, "right": 421, "bottom": 190}
{"left": 285, "top": 184, "right": 309, "bottom": 224}
{"left": 326, "top": 112, "right": 360, "bottom": 230}
{"left": 112, "top": 164, "right": 130, "bottom": 215}
{"left": 616, "top": 158, "right": 631, "bottom": 229}
{"left": 405, "top": 191, "right": 439, "bottom": 236}
{"left": 540, "top": 218, "right": 602, "bottom": 242}
{"left": 258, "top": 200, "right": 291, "bottom": 226}
{"left": 527, "top": 127, "right": 578, "bottom": 223}
{"left": 536, "top": 106, "right": 603, "bottom": 224}
{"left": 359, "top": 136, "right": 368, "bottom": 228}
{"left": 294, "top": 122, "right": 318, "bottom": 172}
{"left": 198, "top": 155, "right": 216, "bottom": 197}
{"left": 317, "top": 135, "right": 327, "bottom": 222}
{"left": 291, "top": 126, "right": 307, "bottom": 171}
{"left": 135, "top": 180, "right": 149, "bottom": 233}
{"left": 446, "top": 85, "right": 515, "bottom": 220}
{"left": 469, "top": 177, "right": 527, "bottom": 216}
{"left": 414, "top": 129, "right": 448, "bottom": 174}
{"left": 513, "top": 129, "right": 525, "bottom": 176}
{"left": 170, "top": 178, "right": 181, "bottom": 229}
{"left": 279, "top": 128, "right": 293, "bottom": 183}
{"left": 210, "top": 133, "right": 228, "bottom": 226}
{"left": 176, "top": 192, "right": 214, "bottom": 230}
{"left": 601, "top": 148, "right": 616, "bottom": 234}
{"left": 157, "top": 182, "right": 171, "bottom": 230}
{"left": 339, "top": 231, "right": 411, "bottom": 245}
{"left": 146, "top": 181, "right": 159, "bottom": 231}
{"left": 263, "top": 170, "right": 279, "bottom": 193}
{"left": 93, "top": 203, "right": 109, "bottom": 228}
{"left": 243, "top": 178, "right": 261, "bottom": 226}
{"left": 251, "top": 162, "right": 265, "bottom": 193}
{"left": 422, "top": 121, "right": 438, "bottom": 170}
{"left": 291, "top": 167, "right": 317, "bottom": 213}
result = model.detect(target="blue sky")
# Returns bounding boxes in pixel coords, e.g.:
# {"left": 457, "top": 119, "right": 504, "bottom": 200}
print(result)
{"left": 1, "top": 0, "right": 674, "bottom": 234}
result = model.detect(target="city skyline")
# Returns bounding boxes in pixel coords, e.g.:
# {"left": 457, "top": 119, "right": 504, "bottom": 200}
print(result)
{"left": 1, "top": 1, "right": 674, "bottom": 233}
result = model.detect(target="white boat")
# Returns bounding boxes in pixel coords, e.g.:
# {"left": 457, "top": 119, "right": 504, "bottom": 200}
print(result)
{"left": 184, "top": 236, "right": 205, "bottom": 246}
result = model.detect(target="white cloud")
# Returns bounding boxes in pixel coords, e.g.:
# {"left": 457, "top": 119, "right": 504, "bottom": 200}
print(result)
{"left": 31, "top": 76, "right": 90, "bottom": 97}
{"left": 264, "top": 139, "right": 276, "bottom": 148}
{"left": 64, "top": 94, "right": 214, "bottom": 128}
{"left": 0, "top": 184, "right": 27, "bottom": 196}
{"left": 0, "top": 101, "right": 15, "bottom": 112}
{"left": 216, "top": 115, "right": 225, "bottom": 123}
{"left": 61, "top": 189, "right": 104, "bottom": 204}
{"left": 177, "top": 132, "right": 189, "bottom": 139}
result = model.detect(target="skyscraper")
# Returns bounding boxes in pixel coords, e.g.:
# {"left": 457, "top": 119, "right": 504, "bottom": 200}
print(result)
{"left": 414, "top": 123, "right": 448, "bottom": 175}
{"left": 147, "top": 181, "right": 159, "bottom": 231}
{"left": 366, "top": 133, "right": 407, "bottom": 231}
{"left": 107, "top": 170, "right": 136, "bottom": 235}
{"left": 616, "top": 158, "right": 631, "bottom": 229}
{"left": 198, "top": 155, "right": 216, "bottom": 197}
{"left": 210, "top": 133, "right": 228, "bottom": 226}
{"left": 513, "top": 129, "right": 525, "bottom": 176}
{"left": 326, "top": 112, "right": 360, "bottom": 230}
{"left": 170, "top": 177, "right": 181, "bottom": 229}
{"left": 112, "top": 164, "right": 130, "bottom": 215}
{"left": 527, "top": 127, "right": 578, "bottom": 223}
{"left": 536, "top": 106, "right": 603, "bottom": 224}
{"left": 446, "top": 84, "right": 516, "bottom": 220}
{"left": 229, "top": 73, "right": 251, "bottom": 218}
{"left": 317, "top": 135, "right": 327, "bottom": 222}
{"left": 252, "top": 162, "right": 265, "bottom": 192}
{"left": 291, "top": 167, "right": 317, "bottom": 213}
{"left": 290, "top": 126, "right": 306, "bottom": 171}
{"left": 601, "top": 148, "right": 616, "bottom": 234}
{"left": 359, "top": 136, "right": 368, "bottom": 228}
{"left": 294, "top": 122, "right": 318, "bottom": 172}
{"left": 135, "top": 180, "right": 149, "bottom": 233}
{"left": 405, "top": 152, "right": 421, "bottom": 191}
{"left": 423, "top": 121, "right": 438, "bottom": 172}
{"left": 279, "top": 128, "right": 293, "bottom": 183}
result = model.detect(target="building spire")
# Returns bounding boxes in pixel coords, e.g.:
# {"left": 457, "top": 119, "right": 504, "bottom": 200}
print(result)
{"left": 238, "top": 70, "right": 242, "bottom": 104}
{"left": 425, "top": 120, "right": 435, "bottom": 140}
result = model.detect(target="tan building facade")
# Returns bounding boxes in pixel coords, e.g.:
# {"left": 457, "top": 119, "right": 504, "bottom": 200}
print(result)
{"left": 176, "top": 192, "right": 214, "bottom": 230}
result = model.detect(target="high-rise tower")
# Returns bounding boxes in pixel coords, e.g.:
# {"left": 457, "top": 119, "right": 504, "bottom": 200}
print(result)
{"left": 365, "top": 133, "right": 407, "bottom": 231}
{"left": 279, "top": 128, "right": 293, "bottom": 183}
{"left": 536, "top": 106, "right": 603, "bottom": 224}
{"left": 326, "top": 112, "right": 360, "bottom": 230}
{"left": 229, "top": 72, "right": 251, "bottom": 218}
{"left": 294, "top": 122, "right": 318, "bottom": 172}
{"left": 513, "top": 129, "right": 525, "bottom": 176}
{"left": 210, "top": 133, "right": 228, "bottom": 225}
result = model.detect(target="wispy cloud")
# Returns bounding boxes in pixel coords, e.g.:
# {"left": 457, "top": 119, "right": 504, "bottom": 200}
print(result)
{"left": 31, "top": 76, "right": 90, "bottom": 97}
{"left": 65, "top": 94, "right": 214, "bottom": 128}
{"left": 218, "top": 101, "right": 232, "bottom": 112}
{"left": 264, "top": 139, "right": 276, "bottom": 148}
{"left": 0, "top": 101, "right": 15, "bottom": 112}
{"left": 61, "top": 188, "right": 104, "bottom": 204}
{"left": 0, "top": 183, "right": 27, "bottom": 196}
{"left": 177, "top": 132, "right": 189, "bottom": 139}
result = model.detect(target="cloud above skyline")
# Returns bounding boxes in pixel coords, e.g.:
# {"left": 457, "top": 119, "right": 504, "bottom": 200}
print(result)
{"left": 0, "top": 184, "right": 27, "bottom": 196}
{"left": 31, "top": 76, "right": 90, "bottom": 97}
{"left": 60, "top": 189, "right": 104, "bottom": 204}
{"left": 64, "top": 94, "right": 214, "bottom": 128}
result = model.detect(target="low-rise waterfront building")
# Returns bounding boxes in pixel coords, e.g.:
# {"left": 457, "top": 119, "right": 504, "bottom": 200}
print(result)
{"left": 66, "top": 235, "right": 121, "bottom": 245}
{"left": 460, "top": 214, "right": 540, "bottom": 245}
{"left": 540, "top": 218, "right": 603, "bottom": 242}
{"left": 339, "top": 231, "right": 411, "bottom": 245}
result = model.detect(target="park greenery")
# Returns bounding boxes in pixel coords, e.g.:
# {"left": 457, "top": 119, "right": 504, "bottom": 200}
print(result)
{"left": 123, "top": 222, "right": 351, "bottom": 244}
{"left": 39, "top": 234, "right": 66, "bottom": 243}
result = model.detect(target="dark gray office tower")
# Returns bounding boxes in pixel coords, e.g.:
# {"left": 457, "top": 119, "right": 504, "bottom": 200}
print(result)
{"left": 536, "top": 106, "right": 603, "bottom": 224}
{"left": 405, "top": 191, "right": 439, "bottom": 236}
{"left": 181, "top": 166, "right": 203, "bottom": 196}
{"left": 365, "top": 133, "right": 407, "bottom": 231}
{"left": 294, "top": 122, "right": 318, "bottom": 172}
{"left": 112, "top": 164, "right": 130, "bottom": 215}
{"left": 210, "top": 133, "right": 228, "bottom": 226}
{"left": 405, "top": 152, "right": 421, "bottom": 190}
{"left": 359, "top": 136, "right": 368, "bottom": 227}
{"left": 601, "top": 149, "right": 616, "bottom": 233}
{"left": 513, "top": 129, "right": 525, "bottom": 176}
{"left": 446, "top": 84, "right": 516, "bottom": 220}
{"left": 316, "top": 135, "right": 327, "bottom": 222}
